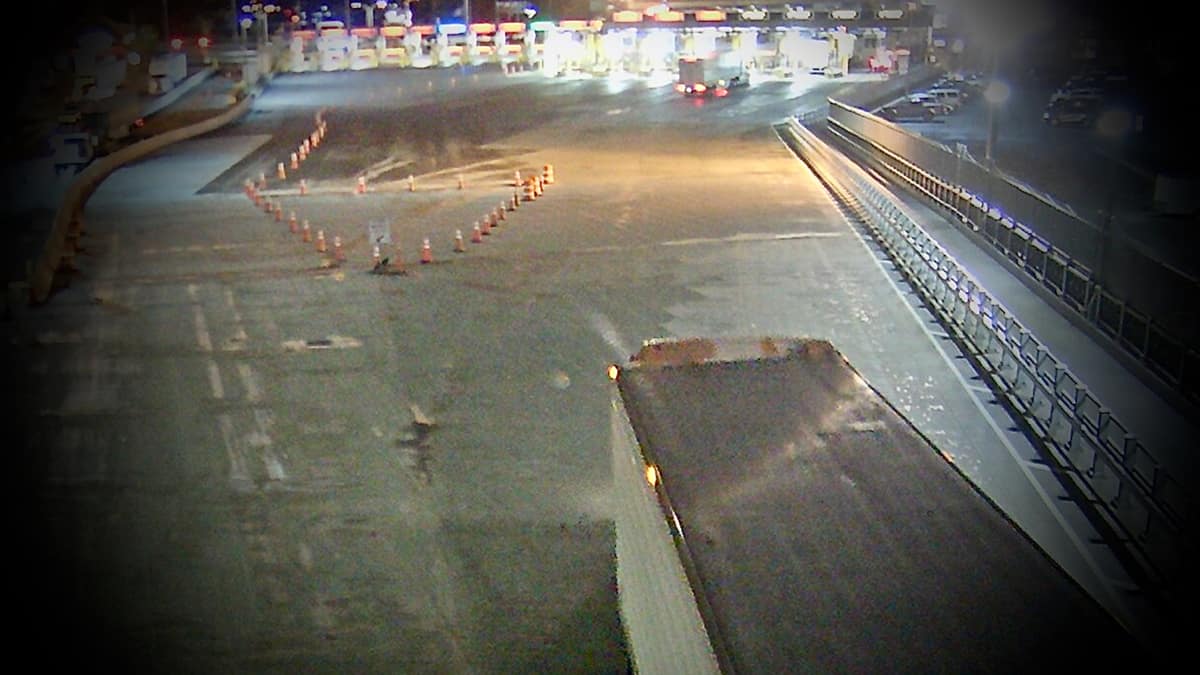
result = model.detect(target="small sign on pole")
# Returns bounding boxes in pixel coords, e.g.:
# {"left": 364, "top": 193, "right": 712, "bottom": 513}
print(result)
{"left": 367, "top": 220, "right": 392, "bottom": 245}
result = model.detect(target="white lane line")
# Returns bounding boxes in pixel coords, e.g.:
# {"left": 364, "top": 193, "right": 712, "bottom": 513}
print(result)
{"left": 193, "top": 305, "right": 213, "bottom": 352}
{"left": 661, "top": 231, "right": 842, "bottom": 247}
{"left": 208, "top": 360, "right": 225, "bottom": 399}
{"left": 224, "top": 287, "right": 249, "bottom": 350}
{"left": 236, "top": 362, "right": 261, "bottom": 403}
{"left": 218, "top": 413, "right": 254, "bottom": 491}
{"left": 252, "top": 408, "right": 287, "bottom": 482}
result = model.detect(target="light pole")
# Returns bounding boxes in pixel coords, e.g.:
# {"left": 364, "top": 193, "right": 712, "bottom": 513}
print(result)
{"left": 982, "top": 79, "right": 1009, "bottom": 168}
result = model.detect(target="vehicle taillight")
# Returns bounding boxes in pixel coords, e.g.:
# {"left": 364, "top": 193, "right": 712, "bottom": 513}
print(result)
{"left": 714, "top": 87, "right": 728, "bottom": 97}
{"left": 674, "top": 83, "right": 685, "bottom": 93}
{"left": 694, "top": 83, "right": 706, "bottom": 93}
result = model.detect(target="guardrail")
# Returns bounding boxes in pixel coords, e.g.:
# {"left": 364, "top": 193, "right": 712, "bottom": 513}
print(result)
{"left": 822, "top": 99, "right": 1200, "bottom": 414}
{"left": 778, "top": 117, "right": 1194, "bottom": 620}
{"left": 26, "top": 85, "right": 262, "bottom": 305}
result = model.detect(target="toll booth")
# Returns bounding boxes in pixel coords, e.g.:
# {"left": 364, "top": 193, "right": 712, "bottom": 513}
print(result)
{"left": 289, "top": 29, "right": 317, "bottom": 72}
{"left": 542, "top": 20, "right": 603, "bottom": 75}
{"left": 379, "top": 25, "right": 408, "bottom": 67}
{"left": 317, "top": 21, "right": 350, "bottom": 71}
{"left": 497, "top": 22, "right": 526, "bottom": 66}
{"left": 434, "top": 22, "right": 468, "bottom": 66}
{"left": 350, "top": 27, "right": 379, "bottom": 70}
{"left": 467, "top": 23, "right": 496, "bottom": 65}
{"left": 407, "top": 25, "right": 435, "bottom": 67}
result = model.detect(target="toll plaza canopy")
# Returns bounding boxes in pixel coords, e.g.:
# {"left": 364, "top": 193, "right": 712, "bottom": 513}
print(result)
{"left": 614, "top": 337, "right": 1150, "bottom": 673}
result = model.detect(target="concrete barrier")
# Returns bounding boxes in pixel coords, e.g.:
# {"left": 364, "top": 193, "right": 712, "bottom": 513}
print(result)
{"left": 28, "top": 85, "right": 262, "bottom": 305}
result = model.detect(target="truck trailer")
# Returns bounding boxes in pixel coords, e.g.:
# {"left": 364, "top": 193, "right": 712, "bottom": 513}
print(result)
{"left": 675, "top": 50, "right": 749, "bottom": 97}
{"left": 610, "top": 336, "right": 1153, "bottom": 673}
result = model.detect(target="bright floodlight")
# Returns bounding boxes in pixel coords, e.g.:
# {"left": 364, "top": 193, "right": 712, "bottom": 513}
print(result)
{"left": 983, "top": 80, "right": 1010, "bottom": 105}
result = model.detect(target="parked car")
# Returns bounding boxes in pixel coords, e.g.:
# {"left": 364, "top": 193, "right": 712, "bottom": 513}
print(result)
{"left": 926, "top": 86, "right": 967, "bottom": 110}
{"left": 907, "top": 92, "right": 953, "bottom": 115}
{"left": 880, "top": 101, "right": 938, "bottom": 122}
{"left": 1043, "top": 95, "right": 1102, "bottom": 126}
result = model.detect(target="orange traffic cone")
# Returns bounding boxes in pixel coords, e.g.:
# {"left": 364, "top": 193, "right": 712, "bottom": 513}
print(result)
{"left": 316, "top": 229, "right": 326, "bottom": 253}
{"left": 408, "top": 175, "right": 415, "bottom": 192}
{"left": 495, "top": 206, "right": 505, "bottom": 223}
{"left": 311, "top": 131, "right": 320, "bottom": 149}
{"left": 277, "top": 162, "right": 286, "bottom": 180}
{"left": 471, "top": 223, "right": 483, "bottom": 243}
{"left": 333, "top": 235, "right": 345, "bottom": 262}
{"left": 291, "top": 152, "right": 299, "bottom": 170}
{"left": 274, "top": 204, "right": 283, "bottom": 222}
{"left": 356, "top": 176, "right": 366, "bottom": 195}
{"left": 372, "top": 244, "right": 382, "bottom": 267}
{"left": 288, "top": 211, "right": 298, "bottom": 233}
{"left": 420, "top": 238, "right": 433, "bottom": 263}
{"left": 480, "top": 216, "right": 491, "bottom": 236}
{"left": 303, "top": 139, "right": 311, "bottom": 155}
{"left": 299, "top": 179, "right": 308, "bottom": 196}
{"left": 457, "top": 174, "right": 465, "bottom": 190}
{"left": 302, "top": 220, "right": 311, "bottom": 242}
{"left": 454, "top": 230, "right": 465, "bottom": 252}
{"left": 513, "top": 170, "right": 521, "bottom": 186}
{"left": 298, "top": 145, "right": 307, "bottom": 162}
{"left": 543, "top": 164, "right": 554, "bottom": 185}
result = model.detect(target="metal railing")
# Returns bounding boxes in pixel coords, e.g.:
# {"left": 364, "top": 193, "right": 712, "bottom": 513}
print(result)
{"left": 779, "top": 117, "right": 1194, "bottom": 617}
{"left": 823, "top": 99, "right": 1200, "bottom": 412}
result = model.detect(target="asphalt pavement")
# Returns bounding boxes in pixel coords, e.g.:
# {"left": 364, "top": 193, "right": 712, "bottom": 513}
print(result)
{"left": 6, "top": 65, "right": 1184, "bottom": 670}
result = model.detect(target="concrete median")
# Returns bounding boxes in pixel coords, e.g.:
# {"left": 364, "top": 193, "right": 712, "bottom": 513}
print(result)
{"left": 27, "top": 85, "right": 262, "bottom": 305}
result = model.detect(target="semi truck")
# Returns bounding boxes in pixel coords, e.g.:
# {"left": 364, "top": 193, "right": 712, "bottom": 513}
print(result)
{"left": 610, "top": 336, "right": 1153, "bottom": 673}
{"left": 675, "top": 50, "right": 749, "bottom": 97}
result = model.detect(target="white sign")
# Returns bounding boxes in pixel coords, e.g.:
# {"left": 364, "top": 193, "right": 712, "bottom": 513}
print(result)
{"left": 367, "top": 220, "right": 392, "bottom": 245}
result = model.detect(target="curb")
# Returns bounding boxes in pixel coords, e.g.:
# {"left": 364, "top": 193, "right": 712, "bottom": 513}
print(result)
{"left": 26, "top": 82, "right": 265, "bottom": 305}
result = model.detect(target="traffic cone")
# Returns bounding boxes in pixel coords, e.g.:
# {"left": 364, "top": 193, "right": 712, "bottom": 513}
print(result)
{"left": 274, "top": 204, "right": 283, "bottom": 222}
{"left": 277, "top": 162, "right": 286, "bottom": 181}
{"left": 253, "top": 191, "right": 263, "bottom": 208}
{"left": 244, "top": 179, "right": 254, "bottom": 197}
{"left": 372, "top": 244, "right": 382, "bottom": 267}
{"left": 356, "top": 176, "right": 366, "bottom": 195}
{"left": 291, "top": 153, "right": 299, "bottom": 170}
{"left": 298, "top": 145, "right": 307, "bottom": 162}
{"left": 523, "top": 178, "right": 536, "bottom": 202}
{"left": 299, "top": 179, "right": 308, "bottom": 196}
{"left": 513, "top": 170, "right": 521, "bottom": 186}
{"left": 488, "top": 210, "right": 498, "bottom": 228}
{"left": 408, "top": 174, "right": 415, "bottom": 192}
{"left": 457, "top": 174, "right": 465, "bottom": 190}
{"left": 303, "top": 139, "right": 311, "bottom": 155}
{"left": 316, "top": 229, "right": 326, "bottom": 253}
{"left": 496, "top": 204, "right": 506, "bottom": 222}
{"left": 543, "top": 164, "right": 554, "bottom": 184}
{"left": 333, "top": 235, "right": 345, "bottom": 262}
{"left": 302, "top": 220, "right": 312, "bottom": 242}
{"left": 288, "top": 211, "right": 298, "bottom": 233}
{"left": 420, "top": 238, "right": 433, "bottom": 263}
{"left": 454, "top": 230, "right": 465, "bottom": 252}
{"left": 511, "top": 192, "right": 519, "bottom": 210}
{"left": 311, "top": 131, "right": 320, "bottom": 149}
{"left": 258, "top": 171, "right": 267, "bottom": 189}
{"left": 471, "top": 223, "right": 483, "bottom": 243}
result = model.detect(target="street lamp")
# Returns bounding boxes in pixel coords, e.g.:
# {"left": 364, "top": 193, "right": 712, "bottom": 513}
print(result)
{"left": 982, "top": 78, "right": 1010, "bottom": 167}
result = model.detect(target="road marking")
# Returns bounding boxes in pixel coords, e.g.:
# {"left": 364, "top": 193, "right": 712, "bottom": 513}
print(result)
{"left": 193, "top": 305, "right": 213, "bottom": 352}
{"left": 661, "top": 231, "right": 841, "bottom": 247}
{"left": 223, "top": 287, "right": 249, "bottom": 350}
{"left": 218, "top": 413, "right": 254, "bottom": 492}
{"left": 236, "top": 362, "right": 261, "bottom": 402}
{"left": 208, "top": 360, "right": 224, "bottom": 399}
